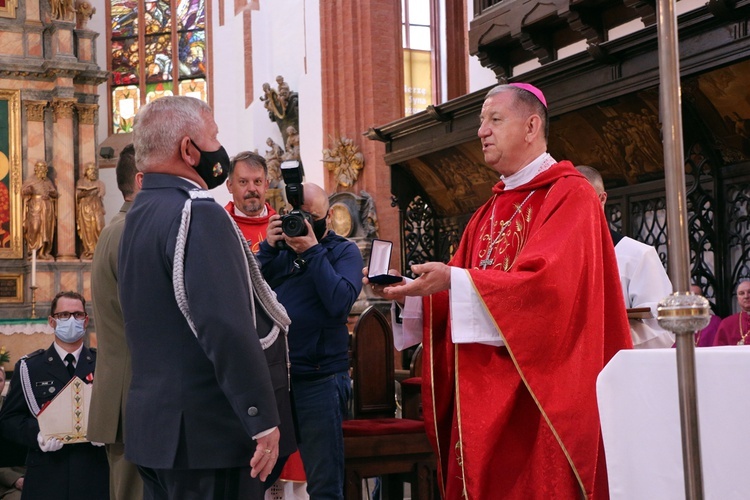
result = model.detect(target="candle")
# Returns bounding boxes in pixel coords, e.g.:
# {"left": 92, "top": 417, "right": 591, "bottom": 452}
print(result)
{"left": 31, "top": 248, "right": 37, "bottom": 288}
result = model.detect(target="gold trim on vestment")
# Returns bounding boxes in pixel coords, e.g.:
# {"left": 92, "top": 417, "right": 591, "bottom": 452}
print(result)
{"left": 463, "top": 185, "right": 589, "bottom": 499}
{"left": 427, "top": 294, "right": 446, "bottom": 499}
{"left": 454, "top": 343, "right": 469, "bottom": 498}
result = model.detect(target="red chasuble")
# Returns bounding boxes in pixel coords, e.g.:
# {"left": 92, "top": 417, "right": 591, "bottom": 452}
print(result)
{"left": 224, "top": 201, "right": 276, "bottom": 253}
{"left": 421, "top": 161, "right": 632, "bottom": 500}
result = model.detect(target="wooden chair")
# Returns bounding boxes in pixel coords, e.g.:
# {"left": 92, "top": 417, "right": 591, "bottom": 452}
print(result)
{"left": 343, "top": 306, "right": 436, "bottom": 500}
{"left": 400, "top": 344, "right": 423, "bottom": 420}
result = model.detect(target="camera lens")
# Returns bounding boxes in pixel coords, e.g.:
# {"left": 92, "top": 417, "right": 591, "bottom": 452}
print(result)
{"left": 281, "top": 213, "right": 308, "bottom": 237}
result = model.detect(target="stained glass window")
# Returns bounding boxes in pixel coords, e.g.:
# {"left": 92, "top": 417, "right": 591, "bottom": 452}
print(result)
{"left": 177, "top": 0, "right": 204, "bottom": 30}
{"left": 109, "top": 0, "right": 209, "bottom": 134}
{"left": 144, "top": 0, "right": 171, "bottom": 34}
{"left": 178, "top": 30, "right": 205, "bottom": 78}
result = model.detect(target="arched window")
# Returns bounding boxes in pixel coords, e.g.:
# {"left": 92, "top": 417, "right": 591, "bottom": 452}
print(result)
{"left": 108, "top": 0, "right": 209, "bottom": 134}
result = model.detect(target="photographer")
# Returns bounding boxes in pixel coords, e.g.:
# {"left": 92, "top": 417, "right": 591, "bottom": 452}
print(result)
{"left": 258, "top": 181, "right": 363, "bottom": 499}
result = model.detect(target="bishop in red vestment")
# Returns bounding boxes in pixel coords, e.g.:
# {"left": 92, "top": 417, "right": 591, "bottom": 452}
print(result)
{"left": 369, "top": 84, "right": 632, "bottom": 500}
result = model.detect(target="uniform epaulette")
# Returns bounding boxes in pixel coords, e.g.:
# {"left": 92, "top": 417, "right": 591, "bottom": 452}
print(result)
{"left": 21, "top": 349, "right": 45, "bottom": 360}
{"left": 89, "top": 347, "right": 97, "bottom": 353}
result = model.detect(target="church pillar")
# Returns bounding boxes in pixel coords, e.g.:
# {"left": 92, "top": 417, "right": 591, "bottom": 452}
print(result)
{"left": 48, "top": 19, "right": 77, "bottom": 62}
{"left": 319, "top": 1, "right": 404, "bottom": 269}
{"left": 23, "top": 100, "right": 47, "bottom": 178}
{"left": 76, "top": 103, "right": 98, "bottom": 172}
{"left": 25, "top": 0, "right": 41, "bottom": 23}
{"left": 51, "top": 97, "right": 78, "bottom": 261}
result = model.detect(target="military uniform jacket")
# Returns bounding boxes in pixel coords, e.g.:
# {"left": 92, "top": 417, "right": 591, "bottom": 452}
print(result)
{"left": 118, "top": 173, "right": 294, "bottom": 469}
{"left": 88, "top": 201, "right": 132, "bottom": 443}
{"left": 0, "top": 344, "right": 109, "bottom": 499}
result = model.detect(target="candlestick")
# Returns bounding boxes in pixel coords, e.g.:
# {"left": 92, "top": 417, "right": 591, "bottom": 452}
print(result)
{"left": 31, "top": 248, "right": 37, "bottom": 288}
{"left": 30, "top": 285, "right": 38, "bottom": 319}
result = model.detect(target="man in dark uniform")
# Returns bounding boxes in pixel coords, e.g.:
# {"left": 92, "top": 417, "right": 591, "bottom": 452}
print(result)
{"left": 119, "top": 96, "right": 294, "bottom": 499}
{"left": 0, "top": 291, "right": 109, "bottom": 499}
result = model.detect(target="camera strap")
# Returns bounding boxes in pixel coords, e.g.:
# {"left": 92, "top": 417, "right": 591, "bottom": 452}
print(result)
{"left": 266, "top": 257, "right": 306, "bottom": 290}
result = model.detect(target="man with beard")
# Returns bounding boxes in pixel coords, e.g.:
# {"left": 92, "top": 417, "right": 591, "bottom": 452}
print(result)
{"left": 224, "top": 151, "right": 275, "bottom": 253}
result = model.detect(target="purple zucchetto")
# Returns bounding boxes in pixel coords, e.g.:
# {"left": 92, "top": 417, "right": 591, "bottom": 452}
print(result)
{"left": 509, "top": 83, "right": 547, "bottom": 109}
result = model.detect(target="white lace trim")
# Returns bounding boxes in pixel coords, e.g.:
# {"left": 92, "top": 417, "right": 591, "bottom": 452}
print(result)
{"left": 501, "top": 153, "right": 557, "bottom": 190}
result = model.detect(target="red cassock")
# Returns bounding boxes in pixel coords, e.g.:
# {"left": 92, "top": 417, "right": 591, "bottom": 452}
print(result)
{"left": 224, "top": 201, "right": 276, "bottom": 253}
{"left": 420, "top": 161, "right": 632, "bottom": 499}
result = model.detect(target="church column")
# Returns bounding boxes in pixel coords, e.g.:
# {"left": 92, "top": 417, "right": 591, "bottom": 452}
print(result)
{"left": 76, "top": 103, "right": 98, "bottom": 172}
{"left": 25, "top": 0, "right": 41, "bottom": 23}
{"left": 51, "top": 97, "right": 78, "bottom": 261}
{"left": 320, "top": 0, "right": 404, "bottom": 269}
{"left": 23, "top": 100, "right": 47, "bottom": 178}
{"left": 49, "top": 18, "right": 77, "bottom": 62}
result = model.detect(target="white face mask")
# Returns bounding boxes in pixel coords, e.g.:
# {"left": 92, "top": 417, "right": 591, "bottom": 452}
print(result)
{"left": 54, "top": 317, "right": 86, "bottom": 343}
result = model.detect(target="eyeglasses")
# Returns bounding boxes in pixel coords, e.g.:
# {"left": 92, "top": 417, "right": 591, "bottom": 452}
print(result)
{"left": 52, "top": 311, "right": 87, "bottom": 320}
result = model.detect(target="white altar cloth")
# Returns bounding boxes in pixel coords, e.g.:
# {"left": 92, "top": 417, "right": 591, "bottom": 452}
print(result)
{"left": 597, "top": 346, "right": 750, "bottom": 499}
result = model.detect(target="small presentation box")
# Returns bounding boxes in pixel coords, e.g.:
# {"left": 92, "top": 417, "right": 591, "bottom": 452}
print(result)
{"left": 367, "top": 239, "right": 403, "bottom": 285}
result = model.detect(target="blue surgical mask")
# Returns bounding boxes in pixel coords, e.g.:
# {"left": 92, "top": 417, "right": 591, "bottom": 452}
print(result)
{"left": 54, "top": 317, "right": 86, "bottom": 344}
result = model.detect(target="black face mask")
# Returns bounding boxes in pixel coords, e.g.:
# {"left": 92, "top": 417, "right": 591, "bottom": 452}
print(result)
{"left": 313, "top": 217, "right": 328, "bottom": 241}
{"left": 190, "top": 140, "right": 230, "bottom": 189}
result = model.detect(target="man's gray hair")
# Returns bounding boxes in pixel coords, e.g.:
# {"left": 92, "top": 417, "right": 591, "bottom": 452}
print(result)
{"left": 133, "top": 96, "right": 212, "bottom": 172}
{"left": 485, "top": 84, "right": 549, "bottom": 141}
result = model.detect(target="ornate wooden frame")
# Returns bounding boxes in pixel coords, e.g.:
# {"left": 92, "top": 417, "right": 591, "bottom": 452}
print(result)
{"left": 0, "top": 274, "right": 23, "bottom": 303}
{"left": 0, "top": 89, "right": 23, "bottom": 259}
{"left": 0, "top": 0, "right": 18, "bottom": 19}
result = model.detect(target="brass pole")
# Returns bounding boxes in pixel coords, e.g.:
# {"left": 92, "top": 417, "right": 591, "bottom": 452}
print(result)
{"left": 655, "top": 0, "right": 704, "bottom": 496}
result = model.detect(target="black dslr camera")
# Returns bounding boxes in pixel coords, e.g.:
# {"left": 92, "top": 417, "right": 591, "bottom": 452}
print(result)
{"left": 279, "top": 160, "right": 312, "bottom": 238}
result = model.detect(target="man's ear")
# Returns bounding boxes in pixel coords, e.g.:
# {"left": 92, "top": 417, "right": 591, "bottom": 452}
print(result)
{"left": 525, "top": 114, "right": 543, "bottom": 143}
{"left": 135, "top": 172, "right": 144, "bottom": 189}
{"left": 180, "top": 136, "right": 197, "bottom": 166}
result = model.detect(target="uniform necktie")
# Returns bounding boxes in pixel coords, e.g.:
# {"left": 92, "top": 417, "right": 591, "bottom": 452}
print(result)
{"left": 64, "top": 353, "right": 75, "bottom": 377}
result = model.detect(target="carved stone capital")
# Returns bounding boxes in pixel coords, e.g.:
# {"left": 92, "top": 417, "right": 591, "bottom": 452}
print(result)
{"left": 51, "top": 98, "right": 77, "bottom": 121}
{"left": 24, "top": 100, "right": 48, "bottom": 122}
{"left": 76, "top": 103, "right": 98, "bottom": 125}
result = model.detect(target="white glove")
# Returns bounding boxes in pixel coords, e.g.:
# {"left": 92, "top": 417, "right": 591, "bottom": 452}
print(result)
{"left": 91, "top": 441, "right": 105, "bottom": 447}
{"left": 37, "top": 432, "right": 63, "bottom": 452}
